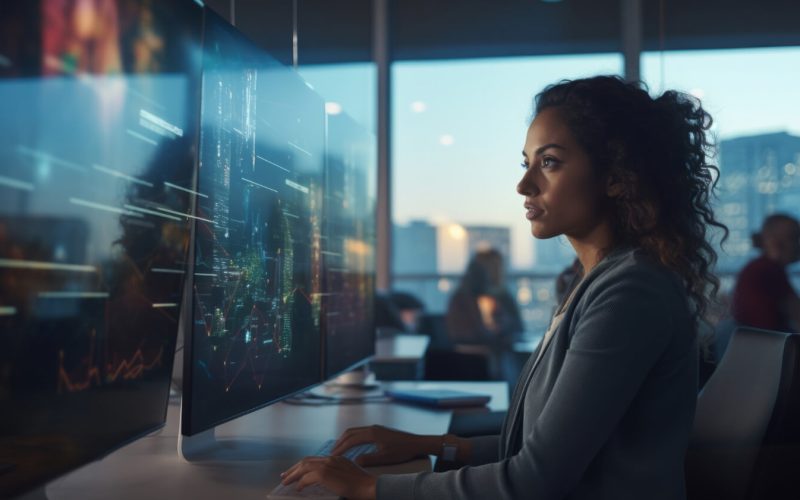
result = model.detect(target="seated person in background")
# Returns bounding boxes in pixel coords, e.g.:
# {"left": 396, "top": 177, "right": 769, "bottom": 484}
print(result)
{"left": 281, "top": 75, "right": 723, "bottom": 500}
{"left": 446, "top": 248, "right": 524, "bottom": 348}
{"left": 390, "top": 291, "right": 426, "bottom": 333}
{"left": 731, "top": 213, "right": 800, "bottom": 332}
{"left": 374, "top": 291, "right": 426, "bottom": 335}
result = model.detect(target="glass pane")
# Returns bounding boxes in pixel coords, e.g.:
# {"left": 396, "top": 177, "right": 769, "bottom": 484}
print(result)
{"left": 297, "top": 63, "right": 377, "bottom": 134}
{"left": 642, "top": 47, "right": 800, "bottom": 293}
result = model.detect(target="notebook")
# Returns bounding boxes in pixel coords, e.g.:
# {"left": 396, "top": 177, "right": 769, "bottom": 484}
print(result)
{"left": 384, "top": 388, "right": 491, "bottom": 408}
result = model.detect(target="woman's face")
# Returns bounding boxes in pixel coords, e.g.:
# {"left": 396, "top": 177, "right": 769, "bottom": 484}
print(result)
{"left": 517, "top": 107, "right": 607, "bottom": 240}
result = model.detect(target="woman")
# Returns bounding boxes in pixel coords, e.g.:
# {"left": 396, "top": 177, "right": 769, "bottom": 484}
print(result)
{"left": 446, "top": 248, "right": 523, "bottom": 346}
{"left": 281, "top": 75, "right": 727, "bottom": 499}
{"left": 730, "top": 213, "right": 800, "bottom": 332}
{"left": 446, "top": 248, "right": 524, "bottom": 382}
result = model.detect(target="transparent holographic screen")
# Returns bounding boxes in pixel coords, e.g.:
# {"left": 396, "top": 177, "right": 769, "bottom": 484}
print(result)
{"left": 322, "top": 112, "right": 377, "bottom": 378}
{"left": 184, "top": 11, "right": 329, "bottom": 434}
{"left": 0, "top": 0, "right": 203, "bottom": 497}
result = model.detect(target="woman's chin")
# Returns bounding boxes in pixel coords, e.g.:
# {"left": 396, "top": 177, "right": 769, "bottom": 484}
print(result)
{"left": 530, "top": 223, "right": 557, "bottom": 240}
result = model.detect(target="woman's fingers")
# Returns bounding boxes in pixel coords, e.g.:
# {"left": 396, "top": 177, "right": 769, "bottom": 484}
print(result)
{"left": 332, "top": 427, "right": 377, "bottom": 455}
{"left": 281, "top": 456, "right": 326, "bottom": 485}
{"left": 295, "top": 469, "right": 324, "bottom": 491}
{"left": 281, "top": 455, "right": 376, "bottom": 499}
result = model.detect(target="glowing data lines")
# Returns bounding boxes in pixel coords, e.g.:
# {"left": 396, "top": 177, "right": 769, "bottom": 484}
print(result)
{"left": 92, "top": 164, "right": 154, "bottom": 187}
{"left": 242, "top": 177, "right": 278, "bottom": 193}
{"left": 155, "top": 205, "right": 216, "bottom": 224}
{"left": 256, "top": 154, "right": 290, "bottom": 173}
{"left": 69, "top": 197, "right": 143, "bottom": 217}
{"left": 105, "top": 346, "right": 165, "bottom": 383}
{"left": 139, "top": 109, "right": 184, "bottom": 138}
{"left": 0, "top": 174, "right": 35, "bottom": 191}
{"left": 57, "top": 330, "right": 166, "bottom": 394}
{"left": 0, "top": 258, "right": 96, "bottom": 273}
{"left": 125, "top": 204, "right": 183, "bottom": 221}
{"left": 164, "top": 181, "right": 209, "bottom": 198}
{"left": 285, "top": 179, "right": 309, "bottom": 194}
{"left": 57, "top": 330, "right": 101, "bottom": 394}
{"left": 17, "top": 145, "right": 87, "bottom": 172}
{"left": 287, "top": 141, "right": 312, "bottom": 157}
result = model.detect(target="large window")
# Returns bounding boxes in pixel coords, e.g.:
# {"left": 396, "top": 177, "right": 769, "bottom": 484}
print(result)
{"left": 642, "top": 47, "right": 800, "bottom": 294}
{"left": 391, "top": 54, "right": 623, "bottom": 336}
{"left": 297, "top": 63, "right": 376, "bottom": 134}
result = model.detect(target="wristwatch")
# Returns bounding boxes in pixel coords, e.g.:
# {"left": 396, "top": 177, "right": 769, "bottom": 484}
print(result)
{"left": 440, "top": 434, "right": 458, "bottom": 462}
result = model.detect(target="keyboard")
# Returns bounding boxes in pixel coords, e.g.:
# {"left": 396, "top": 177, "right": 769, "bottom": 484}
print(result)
{"left": 267, "top": 439, "right": 377, "bottom": 499}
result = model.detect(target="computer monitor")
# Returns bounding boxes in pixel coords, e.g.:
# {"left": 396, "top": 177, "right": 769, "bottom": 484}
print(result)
{"left": 0, "top": 0, "right": 203, "bottom": 497}
{"left": 321, "top": 112, "right": 377, "bottom": 379}
{"left": 180, "top": 9, "right": 326, "bottom": 439}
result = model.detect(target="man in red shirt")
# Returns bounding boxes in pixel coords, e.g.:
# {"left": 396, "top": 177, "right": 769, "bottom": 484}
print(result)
{"left": 731, "top": 214, "right": 800, "bottom": 332}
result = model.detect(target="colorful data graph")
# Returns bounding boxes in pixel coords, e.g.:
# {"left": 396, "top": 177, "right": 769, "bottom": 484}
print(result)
{"left": 57, "top": 329, "right": 165, "bottom": 394}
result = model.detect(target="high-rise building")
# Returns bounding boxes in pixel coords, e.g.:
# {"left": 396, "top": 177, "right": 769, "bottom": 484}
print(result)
{"left": 393, "top": 220, "right": 438, "bottom": 275}
{"left": 717, "top": 131, "right": 800, "bottom": 271}
{"left": 464, "top": 225, "right": 511, "bottom": 267}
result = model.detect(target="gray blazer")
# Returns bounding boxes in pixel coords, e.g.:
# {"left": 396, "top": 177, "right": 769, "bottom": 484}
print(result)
{"left": 379, "top": 247, "right": 698, "bottom": 499}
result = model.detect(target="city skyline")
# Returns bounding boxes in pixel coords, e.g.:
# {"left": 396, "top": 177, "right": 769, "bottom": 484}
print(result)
{"left": 393, "top": 128, "right": 800, "bottom": 276}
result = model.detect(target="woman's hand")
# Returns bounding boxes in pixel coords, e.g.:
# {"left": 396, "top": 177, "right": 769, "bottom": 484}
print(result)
{"left": 331, "top": 425, "right": 439, "bottom": 467}
{"left": 281, "top": 456, "right": 376, "bottom": 500}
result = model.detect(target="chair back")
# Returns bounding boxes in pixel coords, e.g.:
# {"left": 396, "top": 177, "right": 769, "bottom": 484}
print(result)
{"left": 686, "top": 327, "right": 800, "bottom": 500}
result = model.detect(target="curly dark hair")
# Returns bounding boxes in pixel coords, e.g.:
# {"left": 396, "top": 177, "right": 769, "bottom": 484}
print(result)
{"left": 534, "top": 75, "right": 728, "bottom": 318}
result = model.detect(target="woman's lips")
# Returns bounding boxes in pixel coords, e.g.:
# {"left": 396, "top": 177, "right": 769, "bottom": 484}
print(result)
{"left": 525, "top": 204, "right": 543, "bottom": 220}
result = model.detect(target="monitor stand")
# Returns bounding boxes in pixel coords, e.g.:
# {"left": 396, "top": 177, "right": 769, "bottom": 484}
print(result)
{"left": 324, "top": 365, "right": 378, "bottom": 390}
{"left": 177, "top": 400, "right": 294, "bottom": 462}
{"left": 178, "top": 427, "right": 276, "bottom": 462}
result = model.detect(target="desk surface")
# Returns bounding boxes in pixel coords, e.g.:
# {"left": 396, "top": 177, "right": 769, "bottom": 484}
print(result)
{"left": 43, "top": 381, "right": 506, "bottom": 500}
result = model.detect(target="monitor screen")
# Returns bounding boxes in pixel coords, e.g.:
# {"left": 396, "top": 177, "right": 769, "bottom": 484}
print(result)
{"left": 181, "top": 10, "right": 325, "bottom": 436}
{"left": 321, "top": 113, "right": 377, "bottom": 378}
{"left": 0, "top": 0, "right": 203, "bottom": 496}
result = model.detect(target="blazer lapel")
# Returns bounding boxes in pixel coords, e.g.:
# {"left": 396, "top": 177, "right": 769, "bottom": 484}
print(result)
{"left": 500, "top": 248, "right": 632, "bottom": 457}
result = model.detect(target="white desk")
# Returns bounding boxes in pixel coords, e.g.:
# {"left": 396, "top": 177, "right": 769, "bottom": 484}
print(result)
{"left": 41, "top": 381, "right": 506, "bottom": 500}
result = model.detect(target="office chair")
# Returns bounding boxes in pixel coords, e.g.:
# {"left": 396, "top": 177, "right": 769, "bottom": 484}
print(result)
{"left": 686, "top": 327, "right": 800, "bottom": 500}
{"left": 416, "top": 313, "right": 491, "bottom": 381}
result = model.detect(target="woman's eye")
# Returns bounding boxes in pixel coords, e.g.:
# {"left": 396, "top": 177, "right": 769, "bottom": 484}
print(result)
{"left": 520, "top": 162, "right": 529, "bottom": 170}
{"left": 541, "top": 157, "right": 558, "bottom": 169}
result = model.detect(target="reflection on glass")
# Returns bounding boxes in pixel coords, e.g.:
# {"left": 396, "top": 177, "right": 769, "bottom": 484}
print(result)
{"left": 183, "top": 10, "right": 325, "bottom": 435}
{"left": 297, "top": 63, "right": 377, "bottom": 134}
{"left": 322, "top": 112, "right": 377, "bottom": 377}
{"left": 0, "top": 1, "right": 202, "bottom": 497}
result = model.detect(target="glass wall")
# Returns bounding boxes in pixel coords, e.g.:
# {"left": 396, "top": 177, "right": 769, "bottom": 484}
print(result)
{"left": 642, "top": 47, "right": 800, "bottom": 296}
{"left": 297, "top": 63, "right": 377, "bottom": 134}
{"left": 391, "top": 54, "right": 623, "bottom": 337}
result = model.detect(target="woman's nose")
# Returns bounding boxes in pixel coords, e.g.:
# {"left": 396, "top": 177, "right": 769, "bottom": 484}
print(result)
{"left": 517, "top": 170, "right": 537, "bottom": 196}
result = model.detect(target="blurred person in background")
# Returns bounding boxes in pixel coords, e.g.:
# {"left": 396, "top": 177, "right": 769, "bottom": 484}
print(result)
{"left": 445, "top": 248, "right": 524, "bottom": 381}
{"left": 731, "top": 213, "right": 800, "bottom": 332}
